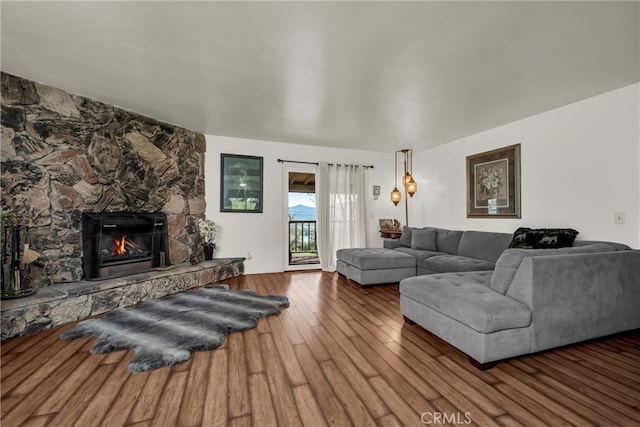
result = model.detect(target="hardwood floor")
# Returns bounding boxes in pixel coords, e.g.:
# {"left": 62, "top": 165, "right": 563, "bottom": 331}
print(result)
{"left": 2, "top": 271, "right": 639, "bottom": 426}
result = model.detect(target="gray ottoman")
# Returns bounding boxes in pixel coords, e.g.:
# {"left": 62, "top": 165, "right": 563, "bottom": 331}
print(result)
{"left": 336, "top": 248, "right": 416, "bottom": 286}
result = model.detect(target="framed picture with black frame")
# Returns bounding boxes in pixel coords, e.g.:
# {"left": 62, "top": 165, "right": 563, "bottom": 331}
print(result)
{"left": 220, "top": 153, "right": 263, "bottom": 213}
{"left": 466, "top": 144, "right": 521, "bottom": 218}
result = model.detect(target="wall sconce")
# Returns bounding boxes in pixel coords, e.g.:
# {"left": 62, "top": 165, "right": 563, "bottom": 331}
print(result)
{"left": 390, "top": 149, "right": 417, "bottom": 225}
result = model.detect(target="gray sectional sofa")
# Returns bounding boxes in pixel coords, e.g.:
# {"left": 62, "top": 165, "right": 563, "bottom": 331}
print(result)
{"left": 337, "top": 226, "right": 640, "bottom": 367}
{"left": 336, "top": 227, "right": 513, "bottom": 284}
{"left": 385, "top": 227, "right": 513, "bottom": 275}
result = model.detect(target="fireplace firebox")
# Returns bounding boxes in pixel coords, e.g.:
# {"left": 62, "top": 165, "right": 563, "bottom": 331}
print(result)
{"left": 82, "top": 212, "right": 170, "bottom": 280}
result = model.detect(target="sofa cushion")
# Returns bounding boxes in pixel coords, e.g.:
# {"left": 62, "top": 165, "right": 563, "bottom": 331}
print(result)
{"left": 336, "top": 248, "right": 416, "bottom": 270}
{"left": 436, "top": 229, "right": 463, "bottom": 254}
{"left": 383, "top": 239, "right": 404, "bottom": 250}
{"left": 509, "top": 227, "right": 579, "bottom": 249}
{"left": 423, "top": 254, "right": 496, "bottom": 273}
{"left": 394, "top": 247, "right": 441, "bottom": 260}
{"left": 398, "top": 226, "right": 414, "bottom": 247}
{"left": 411, "top": 228, "right": 437, "bottom": 250}
{"left": 490, "top": 243, "right": 617, "bottom": 294}
{"left": 458, "top": 231, "right": 513, "bottom": 262}
{"left": 400, "top": 272, "right": 532, "bottom": 333}
{"left": 574, "top": 240, "right": 631, "bottom": 251}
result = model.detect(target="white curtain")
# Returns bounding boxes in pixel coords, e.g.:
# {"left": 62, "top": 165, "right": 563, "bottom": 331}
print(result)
{"left": 317, "top": 162, "right": 367, "bottom": 271}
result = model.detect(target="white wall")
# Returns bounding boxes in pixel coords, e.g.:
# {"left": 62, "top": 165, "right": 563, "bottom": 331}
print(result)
{"left": 204, "top": 136, "right": 404, "bottom": 274}
{"left": 412, "top": 83, "right": 640, "bottom": 248}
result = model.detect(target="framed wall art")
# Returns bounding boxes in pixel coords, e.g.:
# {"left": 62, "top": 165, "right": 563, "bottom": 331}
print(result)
{"left": 220, "top": 153, "right": 263, "bottom": 213}
{"left": 378, "top": 218, "right": 395, "bottom": 230}
{"left": 466, "top": 144, "right": 521, "bottom": 218}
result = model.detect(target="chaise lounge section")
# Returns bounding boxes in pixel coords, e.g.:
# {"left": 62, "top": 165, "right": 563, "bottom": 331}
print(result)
{"left": 400, "top": 243, "right": 640, "bottom": 367}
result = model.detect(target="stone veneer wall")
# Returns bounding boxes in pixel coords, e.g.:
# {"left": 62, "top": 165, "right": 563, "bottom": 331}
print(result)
{"left": 1, "top": 72, "right": 206, "bottom": 287}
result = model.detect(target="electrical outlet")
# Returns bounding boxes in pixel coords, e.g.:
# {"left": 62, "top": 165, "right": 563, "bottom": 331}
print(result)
{"left": 614, "top": 212, "right": 625, "bottom": 225}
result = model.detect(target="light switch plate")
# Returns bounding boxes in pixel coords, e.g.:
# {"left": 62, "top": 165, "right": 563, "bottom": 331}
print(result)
{"left": 614, "top": 212, "right": 625, "bottom": 225}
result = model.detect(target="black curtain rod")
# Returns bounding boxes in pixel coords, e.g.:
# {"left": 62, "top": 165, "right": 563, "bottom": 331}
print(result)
{"left": 277, "top": 159, "right": 374, "bottom": 169}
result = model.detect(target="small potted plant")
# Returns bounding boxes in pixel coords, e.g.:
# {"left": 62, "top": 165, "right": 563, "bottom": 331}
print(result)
{"left": 198, "top": 218, "right": 217, "bottom": 260}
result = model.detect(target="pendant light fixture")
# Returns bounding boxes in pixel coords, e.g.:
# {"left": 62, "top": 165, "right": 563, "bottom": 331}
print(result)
{"left": 390, "top": 152, "right": 402, "bottom": 206}
{"left": 390, "top": 149, "right": 417, "bottom": 225}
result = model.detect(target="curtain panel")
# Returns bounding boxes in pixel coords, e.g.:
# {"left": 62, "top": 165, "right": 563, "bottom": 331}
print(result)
{"left": 317, "top": 162, "right": 367, "bottom": 271}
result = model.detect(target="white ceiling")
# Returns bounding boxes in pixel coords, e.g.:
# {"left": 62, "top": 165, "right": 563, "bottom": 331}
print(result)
{"left": 1, "top": 1, "right": 638, "bottom": 152}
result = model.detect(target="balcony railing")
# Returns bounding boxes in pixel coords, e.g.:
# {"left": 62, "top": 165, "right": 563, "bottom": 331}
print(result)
{"left": 289, "top": 220, "right": 319, "bottom": 265}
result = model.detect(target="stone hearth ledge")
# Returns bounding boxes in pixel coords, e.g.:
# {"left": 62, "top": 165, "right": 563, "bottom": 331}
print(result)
{"left": 1, "top": 258, "right": 244, "bottom": 340}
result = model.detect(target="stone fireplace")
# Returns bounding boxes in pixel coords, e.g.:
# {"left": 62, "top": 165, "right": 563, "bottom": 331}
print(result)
{"left": 1, "top": 72, "right": 207, "bottom": 288}
{"left": 1, "top": 73, "right": 246, "bottom": 340}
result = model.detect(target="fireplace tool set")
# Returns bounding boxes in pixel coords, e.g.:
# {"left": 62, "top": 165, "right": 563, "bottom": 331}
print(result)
{"left": 1, "top": 214, "right": 39, "bottom": 299}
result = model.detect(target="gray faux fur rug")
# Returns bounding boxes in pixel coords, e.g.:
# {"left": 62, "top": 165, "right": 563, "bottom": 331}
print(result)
{"left": 60, "top": 285, "right": 289, "bottom": 372}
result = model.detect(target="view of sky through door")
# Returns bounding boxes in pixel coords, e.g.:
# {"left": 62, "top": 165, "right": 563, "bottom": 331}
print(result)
{"left": 288, "top": 192, "right": 316, "bottom": 220}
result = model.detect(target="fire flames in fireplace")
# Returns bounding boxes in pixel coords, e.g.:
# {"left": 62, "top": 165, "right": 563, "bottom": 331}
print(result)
{"left": 111, "top": 235, "right": 143, "bottom": 256}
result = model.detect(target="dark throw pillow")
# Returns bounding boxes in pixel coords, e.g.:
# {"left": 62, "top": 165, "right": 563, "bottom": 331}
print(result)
{"left": 509, "top": 227, "right": 579, "bottom": 249}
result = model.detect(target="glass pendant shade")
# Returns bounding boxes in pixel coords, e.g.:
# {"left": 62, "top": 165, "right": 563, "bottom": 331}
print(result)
{"left": 390, "top": 187, "right": 401, "bottom": 205}
{"left": 403, "top": 172, "right": 413, "bottom": 187}
{"left": 406, "top": 178, "right": 417, "bottom": 197}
